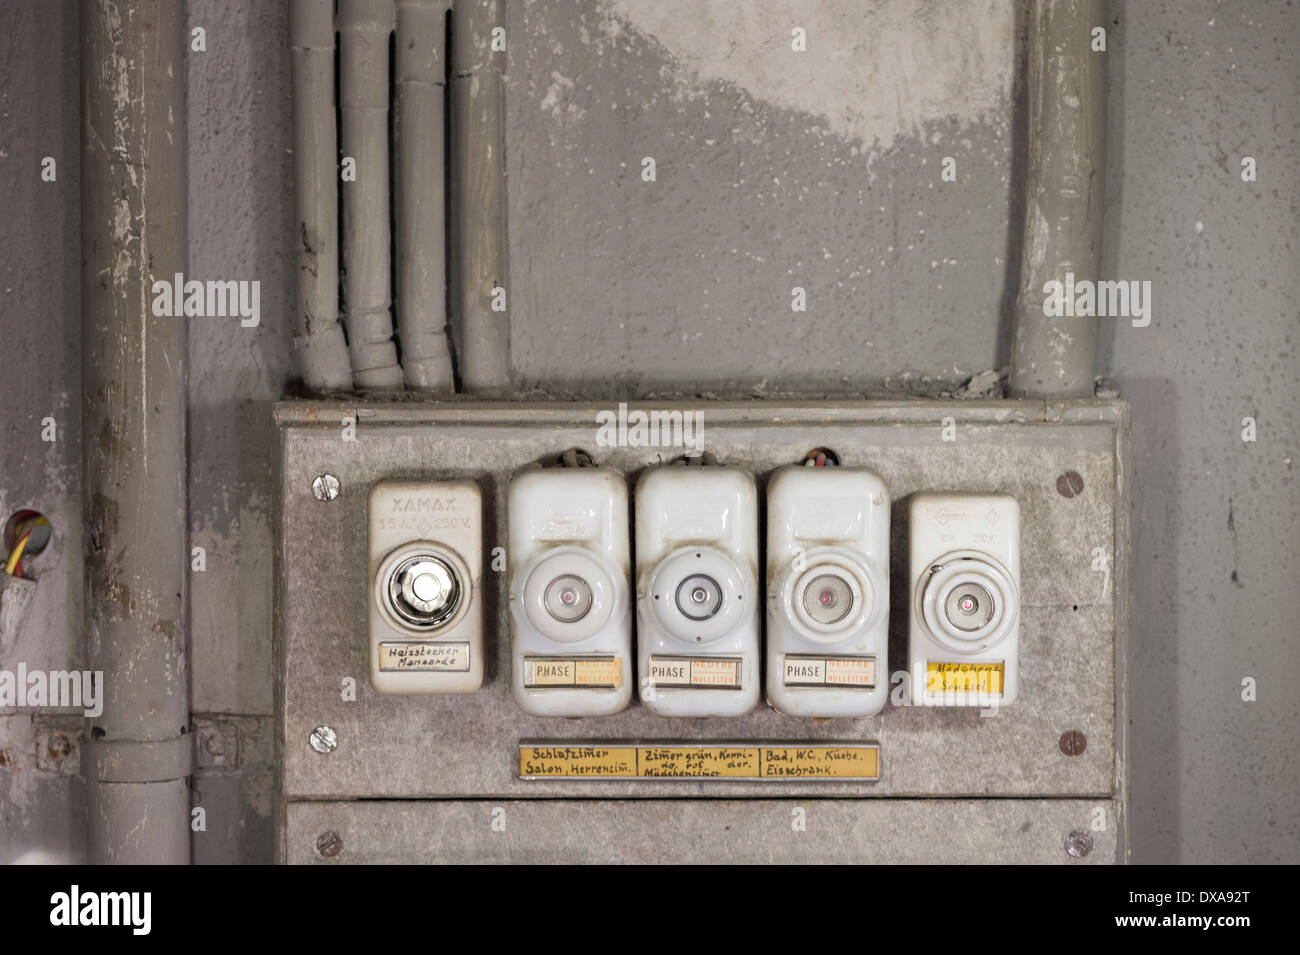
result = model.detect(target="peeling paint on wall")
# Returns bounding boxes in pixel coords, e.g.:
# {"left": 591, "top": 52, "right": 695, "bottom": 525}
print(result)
{"left": 604, "top": 0, "right": 1015, "bottom": 156}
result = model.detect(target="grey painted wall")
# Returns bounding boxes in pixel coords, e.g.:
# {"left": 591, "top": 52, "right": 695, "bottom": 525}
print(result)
{"left": 505, "top": 0, "right": 1025, "bottom": 397}
{"left": 1102, "top": 0, "right": 1299, "bottom": 863}
{"left": 0, "top": 0, "right": 85, "bottom": 864}
{"left": 1, "top": 0, "right": 1295, "bottom": 864}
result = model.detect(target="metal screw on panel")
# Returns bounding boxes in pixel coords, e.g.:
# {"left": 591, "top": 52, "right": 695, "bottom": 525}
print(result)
{"left": 309, "top": 724, "right": 338, "bottom": 754}
{"left": 316, "top": 831, "right": 343, "bottom": 859}
{"left": 312, "top": 473, "right": 341, "bottom": 502}
{"left": 1059, "top": 730, "right": 1087, "bottom": 757}
{"left": 1056, "top": 470, "right": 1084, "bottom": 498}
{"left": 1065, "top": 830, "right": 1094, "bottom": 858}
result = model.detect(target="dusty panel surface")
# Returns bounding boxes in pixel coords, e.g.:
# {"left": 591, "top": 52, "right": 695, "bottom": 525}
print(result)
{"left": 277, "top": 400, "right": 1125, "bottom": 809}
{"left": 287, "top": 797, "right": 1119, "bottom": 865}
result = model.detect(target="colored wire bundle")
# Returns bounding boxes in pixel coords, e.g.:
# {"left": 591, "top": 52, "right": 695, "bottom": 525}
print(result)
{"left": 803, "top": 448, "right": 840, "bottom": 467}
{"left": 4, "top": 511, "right": 50, "bottom": 578}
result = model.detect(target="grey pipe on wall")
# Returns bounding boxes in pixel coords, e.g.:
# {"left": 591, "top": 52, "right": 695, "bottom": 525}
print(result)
{"left": 80, "top": 0, "right": 192, "bottom": 864}
{"left": 291, "top": 0, "right": 354, "bottom": 392}
{"left": 395, "top": 0, "right": 457, "bottom": 391}
{"left": 454, "top": 0, "right": 511, "bottom": 393}
{"left": 1008, "top": 0, "right": 1108, "bottom": 398}
{"left": 339, "top": 0, "right": 405, "bottom": 390}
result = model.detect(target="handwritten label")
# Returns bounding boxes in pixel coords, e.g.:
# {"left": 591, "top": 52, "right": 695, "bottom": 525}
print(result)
{"left": 640, "top": 747, "right": 759, "bottom": 777}
{"left": 760, "top": 746, "right": 878, "bottom": 779}
{"left": 524, "top": 657, "right": 622, "bottom": 688}
{"left": 518, "top": 743, "right": 879, "bottom": 781}
{"left": 378, "top": 641, "right": 470, "bottom": 672}
{"left": 925, "top": 661, "right": 1004, "bottom": 695}
{"left": 647, "top": 656, "right": 742, "bottom": 689}
{"left": 519, "top": 746, "right": 637, "bottom": 778}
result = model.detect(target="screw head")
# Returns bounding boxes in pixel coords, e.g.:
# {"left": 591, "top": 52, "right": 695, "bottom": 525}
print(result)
{"left": 1059, "top": 730, "right": 1087, "bottom": 756}
{"left": 1056, "top": 471, "right": 1084, "bottom": 498}
{"left": 311, "top": 473, "right": 341, "bottom": 501}
{"left": 1065, "top": 830, "right": 1094, "bottom": 858}
{"left": 309, "top": 724, "right": 338, "bottom": 754}
{"left": 316, "top": 830, "right": 343, "bottom": 858}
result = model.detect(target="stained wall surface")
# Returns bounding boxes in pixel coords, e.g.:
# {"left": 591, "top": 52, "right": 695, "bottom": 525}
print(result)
{"left": 0, "top": 0, "right": 1295, "bottom": 864}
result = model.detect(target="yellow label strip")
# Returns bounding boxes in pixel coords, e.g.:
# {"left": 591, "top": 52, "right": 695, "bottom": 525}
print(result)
{"left": 519, "top": 743, "right": 879, "bottom": 781}
{"left": 925, "top": 661, "right": 1005, "bottom": 695}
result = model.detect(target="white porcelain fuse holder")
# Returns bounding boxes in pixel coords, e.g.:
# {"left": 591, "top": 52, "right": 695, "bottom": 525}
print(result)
{"left": 635, "top": 466, "right": 760, "bottom": 717}
{"left": 908, "top": 492, "right": 1020, "bottom": 707}
{"left": 368, "top": 479, "right": 484, "bottom": 694}
{"left": 507, "top": 467, "right": 633, "bottom": 716}
{"left": 765, "top": 465, "right": 890, "bottom": 718}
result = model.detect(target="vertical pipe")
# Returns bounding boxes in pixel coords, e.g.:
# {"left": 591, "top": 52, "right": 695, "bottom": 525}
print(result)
{"left": 395, "top": 0, "right": 456, "bottom": 391}
{"left": 453, "top": 0, "right": 511, "bottom": 393}
{"left": 80, "top": 0, "right": 192, "bottom": 864}
{"left": 1008, "top": 0, "right": 1108, "bottom": 398}
{"left": 291, "top": 0, "right": 354, "bottom": 392}
{"left": 339, "top": 0, "right": 404, "bottom": 390}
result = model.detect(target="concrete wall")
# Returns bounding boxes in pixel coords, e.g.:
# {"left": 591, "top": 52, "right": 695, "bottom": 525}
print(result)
{"left": 0, "top": 0, "right": 86, "bottom": 865}
{"left": 1102, "top": 0, "right": 1299, "bottom": 862}
{"left": 183, "top": 0, "right": 288, "bottom": 863}
{"left": 1, "top": 0, "right": 1295, "bottom": 864}
{"left": 505, "top": 0, "right": 1024, "bottom": 397}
